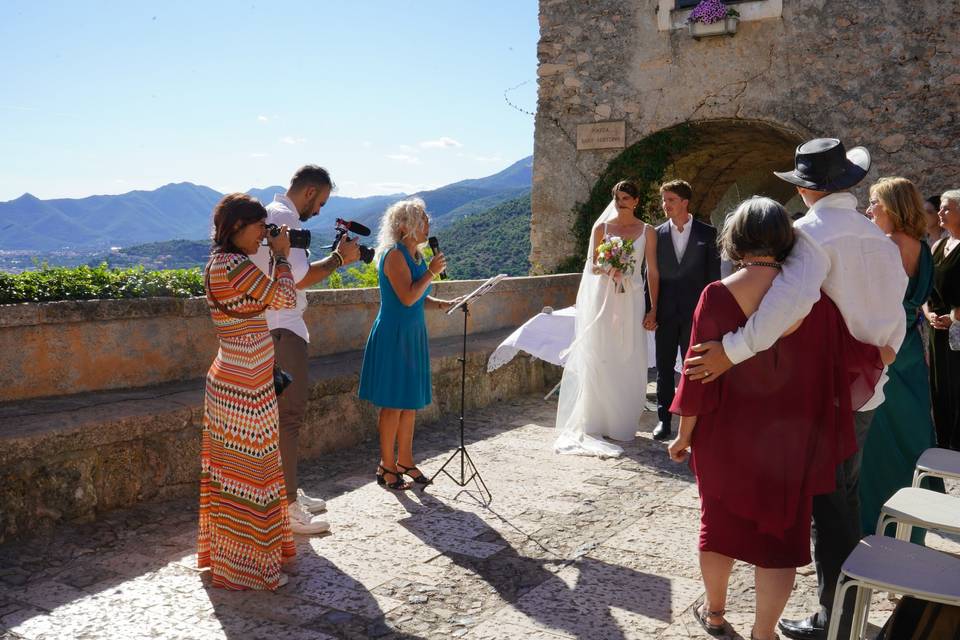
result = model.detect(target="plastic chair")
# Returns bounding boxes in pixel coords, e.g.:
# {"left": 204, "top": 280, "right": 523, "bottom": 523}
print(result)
{"left": 913, "top": 447, "right": 960, "bottom": 487}
{"left": 875, "top": 486, "right": 960, "bottom": 541}
{"left": 827, "top": 535, "right": 960, "bottom": 640}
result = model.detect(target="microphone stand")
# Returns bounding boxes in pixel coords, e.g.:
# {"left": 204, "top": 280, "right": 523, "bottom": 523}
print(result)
{"left": 429, "top": 274, "right": 507, "bottom": 504}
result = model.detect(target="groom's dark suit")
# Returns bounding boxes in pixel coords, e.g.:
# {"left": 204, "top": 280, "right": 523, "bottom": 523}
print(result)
{"left": 654, "top": 217, "right": 721, "bottom": 430}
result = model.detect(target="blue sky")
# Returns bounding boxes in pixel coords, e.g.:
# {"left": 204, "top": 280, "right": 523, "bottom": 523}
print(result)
{"left": 0, "top": 1, "right": 539, "bottom": 201}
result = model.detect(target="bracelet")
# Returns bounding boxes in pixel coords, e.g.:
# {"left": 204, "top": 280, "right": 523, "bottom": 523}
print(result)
{"left": 274, "top": 256, "right": 289, "bottom": 266}
{"left": 330, "top": 251, "right": 344, "bottom": 268}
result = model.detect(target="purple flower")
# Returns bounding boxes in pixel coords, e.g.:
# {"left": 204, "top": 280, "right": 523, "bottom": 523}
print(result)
{"left": 688, "top": 0, "right": 730, "bottom": 24}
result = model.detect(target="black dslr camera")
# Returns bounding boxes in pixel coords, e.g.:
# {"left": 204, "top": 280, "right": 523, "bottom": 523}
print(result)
{"left": 334, "top": 218, "right": 375, "bottom": 264}
{"left": 266, "top": 223, "right": 311, "bottom": 250}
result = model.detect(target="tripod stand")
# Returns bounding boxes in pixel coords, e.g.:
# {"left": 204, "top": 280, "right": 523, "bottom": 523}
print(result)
{"left": 429, "top": 300, "right": 493, "bottom": 503}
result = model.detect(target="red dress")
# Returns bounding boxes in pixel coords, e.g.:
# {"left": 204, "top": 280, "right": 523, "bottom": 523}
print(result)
{"left": 671, "top": 282, "right": 883, "bottom": 568}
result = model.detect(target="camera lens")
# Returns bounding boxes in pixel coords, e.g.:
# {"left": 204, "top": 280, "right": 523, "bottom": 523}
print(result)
{"left": 288, "top": 228, "right": 311, "bottom": 250}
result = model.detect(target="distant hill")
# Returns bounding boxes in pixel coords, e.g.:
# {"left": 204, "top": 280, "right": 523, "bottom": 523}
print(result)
{"left": 0, "top": 156, "right": 532, "bottom": 253}
{"left": 79, "top": 190, "right": 533, "bottom": 277}
{"left": 305, "top": 156, "right": 534, "bottom": 233}
{"left": 440, "top": 193, "right": 532, "bottom": 280}
{"left": 0, "top": 184, "right": 222, "bottom": 251}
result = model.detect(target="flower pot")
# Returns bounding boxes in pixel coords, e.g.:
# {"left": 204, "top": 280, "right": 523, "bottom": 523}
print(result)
{"left": 688, "top": 16, "right": 739, "bottom": 39}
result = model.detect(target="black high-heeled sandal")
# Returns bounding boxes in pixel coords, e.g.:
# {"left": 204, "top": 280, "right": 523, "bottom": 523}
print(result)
{"left": 377, "top": 465, "right": 409, "bottom": 490}
{"left": 692, "top": 603, "right": 727, "bottom": 637}
{"left": 397, "top": 463, "right": 432, "bottom": 486}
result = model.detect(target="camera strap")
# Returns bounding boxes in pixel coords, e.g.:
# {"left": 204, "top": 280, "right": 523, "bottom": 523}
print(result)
{"left": 203, "top": 257, "right": 269, "bottom": 320}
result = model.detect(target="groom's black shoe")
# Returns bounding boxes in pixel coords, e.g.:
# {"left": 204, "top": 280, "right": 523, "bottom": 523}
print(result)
{"left": 778, "top": 615, "right": 826, "bottom": 640}
{"left": 652, "top": 421, "right": 672, "bottom": 441}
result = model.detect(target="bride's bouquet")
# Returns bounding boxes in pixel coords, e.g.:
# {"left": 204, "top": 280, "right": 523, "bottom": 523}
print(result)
{"left": 596, "top": 236, "right": 636, "bottom": 292}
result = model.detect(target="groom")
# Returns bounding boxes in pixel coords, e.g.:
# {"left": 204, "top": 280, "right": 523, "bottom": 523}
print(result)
{"left": 652, "top": 180, "right": 721, "bottom": 441}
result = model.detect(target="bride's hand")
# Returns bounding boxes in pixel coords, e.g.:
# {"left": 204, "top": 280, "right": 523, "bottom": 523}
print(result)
{"left": 643, "top": 310, "right": 658, "bottom": 331}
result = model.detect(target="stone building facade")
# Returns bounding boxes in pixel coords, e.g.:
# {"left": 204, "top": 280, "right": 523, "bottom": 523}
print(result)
{"left": 531, "top": 0, "right": 960, "bottom": 272}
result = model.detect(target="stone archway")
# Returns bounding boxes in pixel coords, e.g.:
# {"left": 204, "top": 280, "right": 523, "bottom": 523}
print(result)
{"left": 661, "top": 119, "right": 805, "bottom": 226}
{"left": 556, "top": 118, "right": 805, "bottom": 271}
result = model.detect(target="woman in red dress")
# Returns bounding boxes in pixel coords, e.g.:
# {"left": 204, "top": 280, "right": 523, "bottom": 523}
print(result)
{"left": 667, "top": 197, "right": 887, "bottom": 640}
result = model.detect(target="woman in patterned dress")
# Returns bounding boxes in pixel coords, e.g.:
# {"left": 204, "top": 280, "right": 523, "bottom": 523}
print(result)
{"left": 198, "top": 193, "right": 298, "bottom": 590}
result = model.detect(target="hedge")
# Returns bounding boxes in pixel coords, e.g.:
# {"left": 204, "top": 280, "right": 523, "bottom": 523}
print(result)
{"left": 0, "top": 264, "right": 204, "bottom": 304}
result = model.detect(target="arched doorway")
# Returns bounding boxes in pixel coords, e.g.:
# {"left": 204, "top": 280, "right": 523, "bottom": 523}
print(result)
{"left": 664, "top": 119, "right": 804, "bottom": 226}
{"left": 561, "top": 119, "right": 804, "bottom": 271}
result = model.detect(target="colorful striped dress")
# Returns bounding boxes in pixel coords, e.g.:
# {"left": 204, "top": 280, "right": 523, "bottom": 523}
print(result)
{"left": 198, "top": 251, "right": 298, "bottom": 590}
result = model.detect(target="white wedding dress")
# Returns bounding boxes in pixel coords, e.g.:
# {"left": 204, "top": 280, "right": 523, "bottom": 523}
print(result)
{"left": 554, "top": 200, "right": 649, "bottom": 457}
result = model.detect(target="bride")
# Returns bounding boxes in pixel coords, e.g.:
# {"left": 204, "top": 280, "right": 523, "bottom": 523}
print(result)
{"left": 555, "top": 180, "right": 659, "bottom": 457}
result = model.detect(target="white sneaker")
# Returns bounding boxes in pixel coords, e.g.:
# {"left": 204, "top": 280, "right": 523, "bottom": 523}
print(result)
{"left": 296, "top": 488, "right": 327, "bottom": 514}
{"left": 287, "top": 503, "right": 330, "bottom": 535}
{"left": 276, "top": 573, "right": 289, "bottom": 588}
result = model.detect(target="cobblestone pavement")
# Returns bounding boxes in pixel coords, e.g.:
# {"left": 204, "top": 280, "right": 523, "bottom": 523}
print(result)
{"left": 1, "top": 394, "right": 957, "bottom": 640}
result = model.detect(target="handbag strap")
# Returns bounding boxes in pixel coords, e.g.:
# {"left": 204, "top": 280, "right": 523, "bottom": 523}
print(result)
{"left": 204, "top": 257, "right": 268, "bottom": 320}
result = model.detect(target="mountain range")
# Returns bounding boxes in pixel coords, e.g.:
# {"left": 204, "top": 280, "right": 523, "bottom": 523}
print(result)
{"left": 0, "top": 157, "right": 533, "bottom": 252}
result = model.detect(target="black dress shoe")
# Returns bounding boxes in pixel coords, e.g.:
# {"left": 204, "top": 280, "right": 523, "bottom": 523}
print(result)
{"left": 778, "top": 615, "right": 826, "bottom": 640}
{"left": 652, "top": 421, "right": 672, "bottom": 441}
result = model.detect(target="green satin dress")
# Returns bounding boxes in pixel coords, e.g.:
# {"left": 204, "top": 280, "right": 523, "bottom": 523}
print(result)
{"left": 860, "top": 242, "right": 944, "bottom": 542}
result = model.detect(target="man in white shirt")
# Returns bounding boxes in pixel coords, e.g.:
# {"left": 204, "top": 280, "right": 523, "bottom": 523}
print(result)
{"left": 652, "top": 180, "right": 721, "bottom": 441}
{"left": 684, "top": 139, "right": 908, "bottom": 639}
{"left": 250, "top": 165, "right": 360, "bottom": 535}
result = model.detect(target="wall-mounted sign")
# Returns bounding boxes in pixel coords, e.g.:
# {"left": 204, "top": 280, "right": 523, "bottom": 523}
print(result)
{"left": 576, "top": 121, "right": 626, "bottom": 151}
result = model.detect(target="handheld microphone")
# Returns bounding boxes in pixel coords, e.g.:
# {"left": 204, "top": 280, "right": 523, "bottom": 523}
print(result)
{"left": 428, "top": 236, "right": 448, "bottom": 279}
{"left": 335, "top": 218, "right": 372, "bottom": 236}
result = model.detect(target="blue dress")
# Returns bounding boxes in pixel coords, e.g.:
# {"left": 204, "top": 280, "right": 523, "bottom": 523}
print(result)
{"left": 358, "top": 243, "right": 432, "bottom": 409}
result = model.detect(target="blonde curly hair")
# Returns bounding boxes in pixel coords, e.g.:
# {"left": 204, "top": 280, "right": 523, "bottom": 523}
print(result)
{"left": 376, "top": 197, "right": 429, "bottom": 259}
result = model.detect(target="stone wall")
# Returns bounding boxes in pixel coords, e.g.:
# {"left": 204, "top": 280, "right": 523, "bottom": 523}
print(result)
{"left": 0, "top": 275, "right": 579, "bottom": 542}
{"left": 0, "top": 331, "right": 563, "bottom": 544}
{"left": 532, "top": 0, "right": 960, "bottom": 270}
{"left": 0, "top": 275, "right": 579, "bottom": 402}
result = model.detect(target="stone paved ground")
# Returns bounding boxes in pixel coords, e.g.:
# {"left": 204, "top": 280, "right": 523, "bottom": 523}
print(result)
{"left": 1, "top": 394, "right": 958, "bottom": 640}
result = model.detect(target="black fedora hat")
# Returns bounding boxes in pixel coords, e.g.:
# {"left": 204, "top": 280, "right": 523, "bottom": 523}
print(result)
{"left": 774, "top": 138, "right": 871, "bottom": 191}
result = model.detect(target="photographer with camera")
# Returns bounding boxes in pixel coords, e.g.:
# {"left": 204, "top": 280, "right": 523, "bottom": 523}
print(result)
{"left": 250, "top": 165, "right": 360, "bottom": 535}
{"left": 200, "top": 193, "right": 297, "bottom": 589}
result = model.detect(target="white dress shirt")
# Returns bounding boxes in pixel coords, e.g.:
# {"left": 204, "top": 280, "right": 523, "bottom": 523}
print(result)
{"left": 721, "top": 192, "right": 908, "bottom": 410}
{"left": 670, "top": 215, "right": 693, "bottom": 262}
{"left": 249, "top": 194, "right": 312, "bottom": 342}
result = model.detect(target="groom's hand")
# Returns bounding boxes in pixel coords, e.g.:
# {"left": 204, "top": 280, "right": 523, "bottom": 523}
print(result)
{"left": 684, "top": 341, "right": 732, "bottom": 383}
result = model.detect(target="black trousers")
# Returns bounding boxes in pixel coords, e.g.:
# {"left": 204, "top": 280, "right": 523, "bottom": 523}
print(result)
{"left": 812, "top": 408, "right": 875, "bottom": 629}
{"left": 654, "top": 317, "right": 692, "bottom": 426}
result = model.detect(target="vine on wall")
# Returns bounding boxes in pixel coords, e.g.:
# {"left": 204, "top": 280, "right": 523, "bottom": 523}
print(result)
{"left": 554, "top": 125, "right": 696, "bottom": 273}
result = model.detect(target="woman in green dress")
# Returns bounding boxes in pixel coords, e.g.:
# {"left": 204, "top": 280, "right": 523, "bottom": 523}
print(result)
{"left": 860, "top": 177, "right": 943, "bottom": 541}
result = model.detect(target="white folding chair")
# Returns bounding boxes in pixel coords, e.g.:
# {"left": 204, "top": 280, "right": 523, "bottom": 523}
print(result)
{"left": 827, "top": 535, "right": 960, "bottom": 640}
{"left": 913, "top": 447, "right": 960, "bottom": 487}
{"left": 876, "top": 486, "right": 960, "bottom": 541}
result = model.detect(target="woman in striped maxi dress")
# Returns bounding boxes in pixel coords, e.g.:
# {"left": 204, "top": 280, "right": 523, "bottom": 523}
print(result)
{"left": 198, "top": 193, "right": 298, "bottom": 590}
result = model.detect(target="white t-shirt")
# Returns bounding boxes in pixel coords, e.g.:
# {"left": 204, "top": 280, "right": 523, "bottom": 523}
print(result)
{"left": 249, "top": 194, "right": 311, "bottom": 342}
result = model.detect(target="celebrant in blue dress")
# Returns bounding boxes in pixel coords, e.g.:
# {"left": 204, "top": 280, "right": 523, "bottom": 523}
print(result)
{"left": 358, "top": 198, "right": 459, "bottom": 490}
